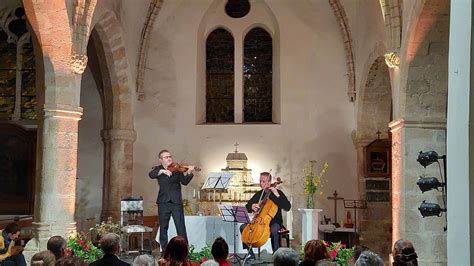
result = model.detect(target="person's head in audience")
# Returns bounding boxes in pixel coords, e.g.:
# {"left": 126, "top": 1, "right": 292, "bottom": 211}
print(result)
{"left": 54, "top": 256, "right": 87, "bottom": 266}
{"left": 100, "top": 233, "right": 121, "bottom": 256}
{"left": 353, "top": 245, "right": 369, "bottom": 261}
{"left": 355, "top": 250, "right": 384, "bottom": 266}
{"left": 31, "top": 250, "right": 56, "bottom": 266}
{"left": 200, "top": 260, "right": 219, "bottom": 266}
{"left": 303, "top": 240, "right": 330, "bottom": 263}
{"left": 133, "top": 254, "right": 155, "bottom": 266}
{"left": 47, "top": 236, "right": 68, "bottom": 259}
{"left": 163, "top": 236, "right": 189, "bottom": 265}
{"left": 4, "top": 222, "right": 21, "bottom": 241}
{"left": 273, "top": 247, "right": 299, "bottom": 266}
{"left": 393, "top": 239, "right": 418, "bottom": 266}
{"left": 211, "top": 237, "right": 229, "bottom": 261}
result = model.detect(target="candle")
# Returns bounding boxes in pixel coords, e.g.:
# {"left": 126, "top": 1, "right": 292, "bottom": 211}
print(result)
{"left": 193, "top": 189, "right": 196, "bottom": 198}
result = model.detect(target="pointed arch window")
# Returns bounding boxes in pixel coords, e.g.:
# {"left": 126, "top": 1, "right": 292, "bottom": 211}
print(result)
{"left": 0, "top": 6, "right": 36, "bottom": 121}
{"left": 206, "top": 28, "right": 234, "bottom": 123}
{"left": 243, "top": 27, "right": 272, "bottom": 122}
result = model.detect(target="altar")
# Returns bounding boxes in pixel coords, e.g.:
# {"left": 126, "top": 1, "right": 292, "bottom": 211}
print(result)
{"left": 156, "top": 216, "right": 272, "bottom": 253}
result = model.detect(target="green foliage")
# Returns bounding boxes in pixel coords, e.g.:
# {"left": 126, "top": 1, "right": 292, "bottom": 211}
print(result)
{"left": 89, "top": 217, "right": 121, "bottom": 239}
{"left": 188, "top": 243, "right": 213, "bottom": 264}
{"left": 67, "top": 232, "right": 103, "bottom": 263}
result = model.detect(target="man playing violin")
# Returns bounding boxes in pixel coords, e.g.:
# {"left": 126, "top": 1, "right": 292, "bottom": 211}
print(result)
{"left": 149, "top": 150, "right": 196, "bottom": 252}
{"left": 240, "top": 172, "right": 291, "bottom": 258}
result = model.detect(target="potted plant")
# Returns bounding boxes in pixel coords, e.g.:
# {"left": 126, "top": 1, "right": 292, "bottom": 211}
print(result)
{"left": 67, "top": 232, "right": 103, "bottom": 263}
{"left": 303, "top": 160, "right": 329, "bottom": 208}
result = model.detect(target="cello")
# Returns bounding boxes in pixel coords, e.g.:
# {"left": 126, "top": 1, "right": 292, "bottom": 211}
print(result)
{"left": 241, "top": 176, "right": 283, "bottom": 248}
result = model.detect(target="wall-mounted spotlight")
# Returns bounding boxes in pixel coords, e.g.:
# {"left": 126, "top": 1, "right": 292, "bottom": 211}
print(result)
{"left": 418, "top": 201, "right": 446, "bottom": 217}
{"left": 417, "top": 151, "right": 443, "bottom": 168}
{"left": 417, "top": 176, "right": 445, "bottom": 193}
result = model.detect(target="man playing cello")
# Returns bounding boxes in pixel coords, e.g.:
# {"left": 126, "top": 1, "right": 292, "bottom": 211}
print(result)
{"left": 240, "top": 172, "right": 291, "bottom": 259}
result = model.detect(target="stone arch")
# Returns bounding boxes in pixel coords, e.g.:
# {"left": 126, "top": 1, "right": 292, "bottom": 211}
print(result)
{"left": 355, "top": 54, "right": 392, "bottom": 261}
{"left": 389, "top": 0, "right": 449, "bottom": 264}
{"left": 89, "top": 10, "right": 136, "bottom": 222}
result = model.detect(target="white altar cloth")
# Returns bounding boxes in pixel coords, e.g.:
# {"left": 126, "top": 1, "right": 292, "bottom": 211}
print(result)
{"left": 156, "top": 216, "right": 272, "bottom": 253}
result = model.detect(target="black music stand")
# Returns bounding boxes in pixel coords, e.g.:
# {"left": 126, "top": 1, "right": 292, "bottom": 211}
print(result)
{"left": 218, "top": 205, "right": 250, "bottom": 264}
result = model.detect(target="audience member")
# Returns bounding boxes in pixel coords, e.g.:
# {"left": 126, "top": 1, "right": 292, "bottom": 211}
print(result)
{"left": 90, "top": 233, "right": 130, "bottom": 266}
{"left": 132, "top": 254, "right": 155, "bottom": 266}
{"left": 31, "top": 250, "right": 56, "bottom": 266}
{"left": 47, "top": 236, "right": 68, "bottom": 260}
{"left": 55, "top": 256, "right": 87, "bottom": 266}
{"left": 273, "top": 247, "right": 299, "bottom": 266}
{"left": 158, "top": 236, "right": 191, "bottom": 266}
{"left": 211, "top": 237, "right": 230, "bottom": 266}
{"left": 392, "top": 239, "right": 418, "bottom": 266}
{"left": 299, "top": 240, "right": 337, "bottom": 266}
{"left": 200, "top": 260, "right": 219, "bottom": 266}
{"left": 0, "top": 222, "right": 26, "bottom": 266}
{"left": 353, "top": 245, "right": 369, "bottom": 262}
{"left": 355, "top": 250, "right": 384, "bottom": 266}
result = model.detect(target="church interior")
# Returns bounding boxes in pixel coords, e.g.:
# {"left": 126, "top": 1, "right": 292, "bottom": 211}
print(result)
{"left": 0, "top": 0, "right": 472, "bottom": 265}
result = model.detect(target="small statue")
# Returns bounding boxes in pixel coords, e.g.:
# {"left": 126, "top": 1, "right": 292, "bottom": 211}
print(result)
{"left": 343, "top": 210, "right": 354, "bottom": 228}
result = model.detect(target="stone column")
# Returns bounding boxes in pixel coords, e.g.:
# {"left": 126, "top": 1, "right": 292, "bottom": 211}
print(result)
{"left": 24, "top": 76, "right": 83, "bottom": 261}
{"left": 101, "top": 128, "right": 136, "bottom": 222}
{"left": 389, "top": 119, "right": 447, "bottom": 265}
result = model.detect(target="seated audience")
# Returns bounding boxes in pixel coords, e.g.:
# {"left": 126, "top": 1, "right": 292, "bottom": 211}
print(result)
{"left": 273, "top": 247, "right": 299, "bottom": 266}
{"left": 200, "top": 260, "right": 219, "bottom": 266}
{"left": 299, "top": 240, "right": 337, "bottom": 266}
{"left": 0, "top": 222, "right": 26, "bottom": 266}
{"left": 47, "top": 236, "right": 68, "bottom": 260}
{"left": 352, "top": 245, "right": 369, "bottom": 262}
{"left": 392, "top": 239, "right": 418, "bottom": 266}
{"left": 55, "top": 256, "right": 87, "bottom": 266}
{"left": 355, "top": 250, "right": 384, "bottom": 266}
{"left": 90, "top": 233, "right": 130, "bottom": 266}
{"left": 211, "top": 237, "right": 230, "bottom": 266}
{"left": 31, "top": 250, "right": 56, "bottom": 266}
{"left": 132, "top": 254, "right": 155, "bottom": 266}
{"left": 158, "top": 236, "right": 191, "bottom": 266}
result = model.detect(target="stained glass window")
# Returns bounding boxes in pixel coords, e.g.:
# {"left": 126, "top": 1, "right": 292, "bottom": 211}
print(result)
{"left": 0, "top": 7, "right": 36, "bottom": 121}
{"left": 206, "top": 28, "right": 234, "bottom": 123}
{"left": 243, "top": 27, "right": 272, "bottom": 122}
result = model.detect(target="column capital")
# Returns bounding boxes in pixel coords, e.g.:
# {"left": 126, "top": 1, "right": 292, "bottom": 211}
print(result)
{"left": 43, "top": 104, "right": 83, "bottom": 120}
{"left": 101, "top": 128, "right": 137, "bottom": 142}
{"left": 389, "top": 118, "right": 446, "bottom": 132}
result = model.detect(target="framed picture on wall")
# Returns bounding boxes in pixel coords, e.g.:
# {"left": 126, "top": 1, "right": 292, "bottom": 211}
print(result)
{"left": 365, "top": 139, "right": 391, "bottom": 177}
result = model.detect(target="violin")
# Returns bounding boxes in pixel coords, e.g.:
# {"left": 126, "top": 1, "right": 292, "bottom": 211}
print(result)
{"left": 241, "top": 176, "right": 283, "bottom": 248}
{"left": 167, "top": 162, "right": 201, "bottom": 173}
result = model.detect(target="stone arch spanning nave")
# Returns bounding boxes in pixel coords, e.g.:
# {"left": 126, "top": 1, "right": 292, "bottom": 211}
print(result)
{"left": 0, "top": 0, "right": 472, "bottom": 264}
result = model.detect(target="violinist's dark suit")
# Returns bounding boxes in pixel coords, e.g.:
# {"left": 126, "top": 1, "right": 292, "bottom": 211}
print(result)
{"left": 149, "top": 165, "right": 194, "bottom": 251}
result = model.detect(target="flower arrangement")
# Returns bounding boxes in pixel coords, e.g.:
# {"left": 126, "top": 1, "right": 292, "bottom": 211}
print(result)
{"left": 89, "top": 217, "right": 121, "bottom": 240}
{"left": 188, "top": 243, "right": 213, "bottom": 265}
{"left": 302, "top": 160, "right": 329, "bottom": 208}
{"left": 67, "top": 232, "right": 103, "bottom": 263}
{"left": 325, "top": 241, "right": 354, "bottom": 266}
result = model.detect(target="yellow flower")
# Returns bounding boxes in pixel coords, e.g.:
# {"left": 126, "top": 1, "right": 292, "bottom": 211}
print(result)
{"left": 320, "top": 191, "right": 323, "bottom": 196}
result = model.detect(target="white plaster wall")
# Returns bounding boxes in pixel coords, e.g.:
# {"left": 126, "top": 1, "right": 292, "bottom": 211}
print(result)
{"left": 131, "top": 0, "right": 360, "bottom": 242}
{"left": 76, "top": 67, "right": 104, "bottom": 231}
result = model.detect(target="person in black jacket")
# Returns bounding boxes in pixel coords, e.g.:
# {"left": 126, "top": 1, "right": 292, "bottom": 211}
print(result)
{"left": 149, "top": 149, "right": 196, "bottom": 252}
{"left": 240, "top": 172, "right": 291, "bottom": 257}
{"left": 90, "top": 233, "right": 130, "bottom": 266}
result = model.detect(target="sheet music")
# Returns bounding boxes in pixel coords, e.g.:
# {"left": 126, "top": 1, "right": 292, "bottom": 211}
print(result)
{"left": 202, "top": 172, "right": 235, "bottom": 190}
{"left": 218, "top": 205, "right": 250, "bottom": 223}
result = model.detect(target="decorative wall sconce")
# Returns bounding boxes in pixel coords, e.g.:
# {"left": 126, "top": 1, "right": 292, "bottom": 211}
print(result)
{"left": 384, "top": 52, "right": 400, "bottom": 68}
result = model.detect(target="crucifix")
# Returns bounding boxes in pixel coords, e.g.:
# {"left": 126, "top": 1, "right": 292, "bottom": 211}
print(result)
{"left": 376, "top": 130, "right": 382, "bottom": 139}
{"left": 327, "top": 190, "right": 344, "bottom": 224}
{"left": 234, "top": 142, "right": 239, "bottom": 153}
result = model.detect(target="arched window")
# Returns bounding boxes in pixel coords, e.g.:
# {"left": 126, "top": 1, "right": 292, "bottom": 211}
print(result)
{"left": 206, "top": 28, "right": 234, "bottom": 123}
{"left": 0, "top": 6, "right": 36, "bottom": 121}
{"left": 243, "top": 27, "right": 272, "bottom": 122}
